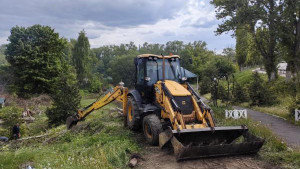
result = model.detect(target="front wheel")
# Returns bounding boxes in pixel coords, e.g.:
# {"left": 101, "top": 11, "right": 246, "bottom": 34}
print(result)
{"left": 143, "top": 114, "right": 163, "bottom": 145}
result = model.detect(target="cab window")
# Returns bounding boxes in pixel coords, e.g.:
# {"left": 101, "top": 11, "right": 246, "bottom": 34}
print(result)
{"left": 137, "top": 59, "right": 144, "bottom": 85}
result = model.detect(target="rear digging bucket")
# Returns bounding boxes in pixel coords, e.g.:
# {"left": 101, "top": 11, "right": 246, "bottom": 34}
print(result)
{"left": 159, "top": 126, "right": 264, "bottom": 161}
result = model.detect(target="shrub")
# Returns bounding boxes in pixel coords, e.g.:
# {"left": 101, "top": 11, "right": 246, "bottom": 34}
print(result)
{"left": 248, "top": 72, "right": 276, "bottom": 106}
{"left": 0, "top": 106, "right": 23, "bottom": 137}
{"left": 88, "top": 74, "right": 103, "bottom": 93}
{"left": 288, "top": 99, "right": 300, "bottom": 118}
{"left": 199, "top": 76, "right": 211, "bottom": 95}
{"left": 218, "top": 84, "right": 229, "bottom": 102}
{"left": 233, "top": 82, "right": 248, "bottom": 103}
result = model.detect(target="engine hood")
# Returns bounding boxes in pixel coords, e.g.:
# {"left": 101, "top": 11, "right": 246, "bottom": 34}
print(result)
{"left": 164, "top": 80, "right": 191, "bottom": 96}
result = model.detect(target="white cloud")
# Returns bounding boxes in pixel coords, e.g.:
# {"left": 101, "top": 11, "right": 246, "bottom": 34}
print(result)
{"left": 86, "top": 0, "right": 235, "bottom": 52}
{"left": 0, "top": 0, "right": 235, "bottom": 53}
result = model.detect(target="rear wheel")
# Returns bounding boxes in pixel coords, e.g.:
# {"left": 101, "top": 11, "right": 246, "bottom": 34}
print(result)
{"left": 143, "top": 114, "right": 163, "bottom": 145}
{"left": 126, "top": 97, "right": 140, "bottom": 131}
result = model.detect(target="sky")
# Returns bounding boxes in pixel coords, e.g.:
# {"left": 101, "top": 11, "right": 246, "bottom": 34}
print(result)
{"left": 0, "top": 0, "right": 235, "bottom": 53}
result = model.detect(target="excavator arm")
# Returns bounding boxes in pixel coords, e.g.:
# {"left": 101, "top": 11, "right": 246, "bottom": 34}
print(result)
{"left": 66, "top": 84, "right": 128, "bottom": 129}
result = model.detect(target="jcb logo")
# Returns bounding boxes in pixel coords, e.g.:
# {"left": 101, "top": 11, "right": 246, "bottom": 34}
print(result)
{"left": 182, "top": 101, "right": 186, "bottom": 105}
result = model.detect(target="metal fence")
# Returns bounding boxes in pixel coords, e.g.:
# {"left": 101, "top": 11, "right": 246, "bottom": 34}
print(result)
{"left": 295, "top": 109, "right": 300, "bottom": 121}
{"left": 225, "top": 109, "right": 247, "bottom": 119}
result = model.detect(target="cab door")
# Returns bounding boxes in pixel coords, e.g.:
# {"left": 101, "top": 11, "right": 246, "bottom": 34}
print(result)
{"left": 135, "top": 58, "right": 146, "bottom": 101}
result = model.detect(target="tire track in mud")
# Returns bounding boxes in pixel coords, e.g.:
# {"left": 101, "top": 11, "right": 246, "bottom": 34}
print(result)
{"left": 138, "top": 145, "right": 278, "bottom": 169}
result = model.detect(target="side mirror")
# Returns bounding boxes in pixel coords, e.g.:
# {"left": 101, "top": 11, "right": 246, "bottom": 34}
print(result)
{"left": 134, "top": 58, "right": 138, "bottom": 65}
{"left": 189, "top": 58, "right": 193, "bottom": 64}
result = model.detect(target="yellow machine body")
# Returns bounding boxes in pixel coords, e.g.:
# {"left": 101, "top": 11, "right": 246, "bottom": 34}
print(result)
{"left": 66, "top": 54, "right": 264, "bottom": 161}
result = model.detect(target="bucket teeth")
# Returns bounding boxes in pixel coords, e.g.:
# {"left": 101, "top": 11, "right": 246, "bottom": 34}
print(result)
{"left": 159, "top": 126, "right": 265, "bottom": 161}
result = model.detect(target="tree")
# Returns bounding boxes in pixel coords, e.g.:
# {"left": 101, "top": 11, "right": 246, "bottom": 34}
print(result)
{"left": 180, "top": 41, "right": 214, "bottom": 76}
{"left": 246, "top": 33, "right": 263, "bottom": 66}
{"left": 0, "top": 45, "right": 7, "bottom": 66}
{"left": 248, "top": 72, "right": 276, "bottom": 105}
{"left": 108, "top": 54, "right": 137, "bottom": 88}
{"left": 5, "top": 25, "right": 66, "bottom": 97}
{"left": 165, "top": 40, "right": 184, "bottom": 55}
{"left": 236, "top": 26, "right": 248, "bottom": 70}
{"left": 72, "top": 30, "right": 91, "bottom": 86}
{"left": 233, "top": 82, "right": 248, "bottom": 103}
{"left": 211, "top": 0, "right": 281, "bottom": 81}
{"left": 46, "top": 63, "right": 81, "bottom": 126}
{"left": 222, "top": 47, "right": 236, "bottom": 62}
{"left": 139, "top": 42, "right": 164, "bottom": 54}
{"left": 278, "top": 0, "right": 300, "bottom": 76}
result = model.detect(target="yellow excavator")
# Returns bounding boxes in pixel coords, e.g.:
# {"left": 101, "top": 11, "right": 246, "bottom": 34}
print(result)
{"left": 66, "top": 54, "right": 264, "bottom": 161}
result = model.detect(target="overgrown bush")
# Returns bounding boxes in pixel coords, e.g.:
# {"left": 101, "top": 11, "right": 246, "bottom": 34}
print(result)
{"left": 0, "top": 106, "right": 23, "bottom": 137}
{"left": 199, "top": 76, "right": 211, "bottom": 95}
{"left": 232, "top": 82, "right": 248, "bottom": 103}
{"left": 46, "top": 64, "right": 81, "bottom": 126}
{"left": 288, "top": 99, "right": 300, "bottom": 118}
{"left": 248, "top": 72, "right": 276, "bottom": 105}
{"left": 218, "top": 84, "right": 229, "bottom": 102}
{"left": 88, "top": 74, "right": 103, "bottom": 93}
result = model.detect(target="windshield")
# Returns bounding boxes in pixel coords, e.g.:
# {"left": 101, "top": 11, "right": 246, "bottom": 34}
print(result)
{"left": 146, "top": 58, "right": 182, "bottom": 85}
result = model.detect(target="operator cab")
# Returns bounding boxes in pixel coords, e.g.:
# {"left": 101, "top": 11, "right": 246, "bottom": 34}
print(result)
{"left": 134, "top": 54, "right": 185, "bottom": 103}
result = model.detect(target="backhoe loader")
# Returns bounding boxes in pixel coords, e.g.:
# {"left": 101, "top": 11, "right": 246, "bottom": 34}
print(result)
{"left": 66, "top": 54, "right": 264, "bottom": 161}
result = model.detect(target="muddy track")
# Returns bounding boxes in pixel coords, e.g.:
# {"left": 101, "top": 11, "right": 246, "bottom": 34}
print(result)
{"left": 137, "top": 145, "right": 278, "bottom": 169}
{"left": 133, "top": 132, "right": 278, "bottom": 169}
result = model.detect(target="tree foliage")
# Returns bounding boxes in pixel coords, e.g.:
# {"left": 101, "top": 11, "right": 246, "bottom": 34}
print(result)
{"left": 278, "top": 0, "right": 300, "bottom": 73}
{"left": 72, "top": 30, "right": 91, "bottom": 86}
{"left": 0, "top": 106, "right": 23, "bottom": 137}
{"left": 248, "top": 72, "right": 276, "bottom": 105}
{"left": 236, "top": 26, "right": 248, "bottom": 70}
{"left": 233, "top": 82, "right": 248, "bottom": 103}
{"left": 5, "top": 25, "right": 66, "bottom": 97}
{"left": 107, "top": 54, "right": 137, "bottom": 88}
{"left": 0, "top": 45, "right": 8, "bottom": 66}
{"left": 246, "top": 33, "right": 263, "bottom": 66}
{"left": 222, "top": 47, "right": 236, "bottom": 62}
{"left": 211, "top": 0, "right": 281, "bottom": 81}
{"left": 46, "top": 63, "right": 81, "bottom": 126}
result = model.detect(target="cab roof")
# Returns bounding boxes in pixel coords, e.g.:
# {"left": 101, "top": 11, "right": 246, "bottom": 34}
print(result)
{"left": 137, "top": 54, "right": 180, "bottom": 59}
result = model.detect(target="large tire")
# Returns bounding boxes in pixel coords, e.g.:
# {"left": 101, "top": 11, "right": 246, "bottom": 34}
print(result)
{"left": 126, "top": 97, "right": 141, "bottom": 131}
{"left": 143, "top": 114, "right": 163, "bottom": 145}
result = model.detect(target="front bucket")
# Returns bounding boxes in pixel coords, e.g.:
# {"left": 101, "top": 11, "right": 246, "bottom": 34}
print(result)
{"left": 159, "top": 126, "right": 264, "bottom": 161}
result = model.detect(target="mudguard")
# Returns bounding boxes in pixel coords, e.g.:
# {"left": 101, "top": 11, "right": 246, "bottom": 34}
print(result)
{"left": 128, "top": 90, "right": 143, "bottom": 108}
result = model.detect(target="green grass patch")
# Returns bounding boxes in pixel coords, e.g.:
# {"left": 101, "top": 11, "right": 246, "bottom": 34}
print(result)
{"left": 0, "top": 99, "right": 139, "bottom": 169}
{"left": 234, "top": 69, "right": 268, "bottom": 86}
{"left": 212, "top": 105, "right": 300, "bottom": 168}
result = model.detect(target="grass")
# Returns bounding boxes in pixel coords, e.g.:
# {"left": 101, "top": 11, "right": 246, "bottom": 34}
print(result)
{"left": 216, "top": 68, "right": 300, "bottom": 125}
{"left": 212, "top": 105, "right": 300, "bottom": 169}
{"left": 1, "top": 90, "right": 299, "bottom": 168}
{"left": 0, "top": 98, "right": 139, "bottom": 169}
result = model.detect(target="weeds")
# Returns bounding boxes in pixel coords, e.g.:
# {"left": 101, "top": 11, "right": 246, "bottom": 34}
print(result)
{"left": 0, "top": 102, "right": 139, "bottom": 169}
{"left": 212, "top": 105, "right": 300, "bottom": 169}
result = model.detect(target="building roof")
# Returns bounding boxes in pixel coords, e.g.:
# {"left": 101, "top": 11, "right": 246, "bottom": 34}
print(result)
{"left": 181, "top": 67, "right": 198, "bottom": 78}
{"left": 277, "top": 62, "right": 287, "bottom": 70}
{"left": 137, "top": 54, "right": 180, "bottom": 59}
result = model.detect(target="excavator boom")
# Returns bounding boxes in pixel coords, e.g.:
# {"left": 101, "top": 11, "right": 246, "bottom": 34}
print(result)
{"left": 66, "top": 84, "right": 128, "bottom": 129}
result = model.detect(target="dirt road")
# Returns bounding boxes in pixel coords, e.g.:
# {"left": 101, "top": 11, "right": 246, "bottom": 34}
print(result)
{"left": 234, "top": 106, "right": 300, "bottom": 147}
{"left": 138, "top": 145, "right": 277, "bottom": 169}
